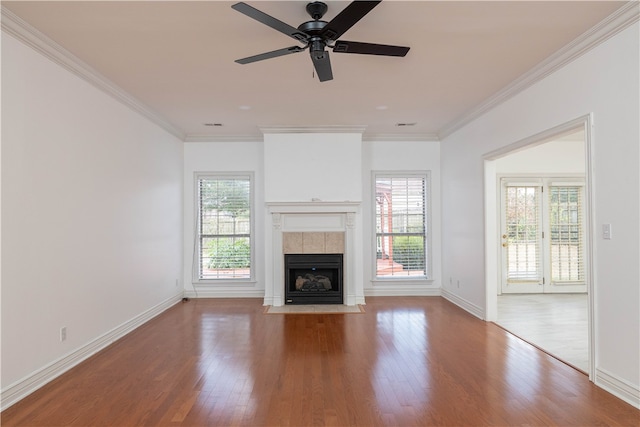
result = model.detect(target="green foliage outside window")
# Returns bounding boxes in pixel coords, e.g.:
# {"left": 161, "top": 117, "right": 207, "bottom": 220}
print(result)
{"left": 206, "top": 238, "right": 251, "bottom": 269}
{"left": 392, "top": 236, "right": 425, "bottom": 270}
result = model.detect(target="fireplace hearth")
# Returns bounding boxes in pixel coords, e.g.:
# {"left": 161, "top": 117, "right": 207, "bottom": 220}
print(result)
{"left": 285, "top": 253, "right": 343, "bottom": 304}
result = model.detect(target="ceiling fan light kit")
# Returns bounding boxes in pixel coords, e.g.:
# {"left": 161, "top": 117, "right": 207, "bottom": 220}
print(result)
{"left": 231, "top": 0, "right": 410, "bottom": 82}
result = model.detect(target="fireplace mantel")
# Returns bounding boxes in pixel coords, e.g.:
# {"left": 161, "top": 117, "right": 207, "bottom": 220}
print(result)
{"left": 267, "top": 201, "right": 360, "bottom": 214}
{"left": 264, "top": 201, "right": 364, "bottom": 307}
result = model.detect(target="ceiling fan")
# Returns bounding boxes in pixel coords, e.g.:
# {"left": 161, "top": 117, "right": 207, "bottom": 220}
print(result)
{"left": 231, "top": 1, "right": 410, "bottom": 82}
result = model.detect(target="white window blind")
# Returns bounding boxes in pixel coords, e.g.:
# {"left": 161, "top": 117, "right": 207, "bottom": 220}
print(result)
{"left": 549, "top": 185, "right": 585, "bottom": 283}
{"left": 505, "top": 185, "right": 542, "bottom": 282}
{"left": 375, "top": 174, "right": 428, "bottom": 278}
{"left": 197, "top": 175, "right": 252, "bottom": 280}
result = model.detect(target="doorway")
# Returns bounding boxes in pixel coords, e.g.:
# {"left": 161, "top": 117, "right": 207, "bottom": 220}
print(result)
{"left": 483, "top": 116, "right": 594, "bottom": 378}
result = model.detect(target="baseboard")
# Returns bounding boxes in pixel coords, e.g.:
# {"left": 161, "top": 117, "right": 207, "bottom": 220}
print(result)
{"left": 364, "top": 287, "right": 442, "bottom": 297}
{"left": 0, "top": 292, "right": 183, "bottom": 411}
{"left": 595, "top": 368, "right": 640, "bottom": 409}
{"left": 441, "top": 288, "right": 485, "bottom": 319}
{"left": 183, "top": 289, "right": 265, "bottom": 298}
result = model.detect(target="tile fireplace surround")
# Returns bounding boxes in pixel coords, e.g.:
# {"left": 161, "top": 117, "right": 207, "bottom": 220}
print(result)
{"left": 265, "top": 201, "right": 363, "bottom": 307}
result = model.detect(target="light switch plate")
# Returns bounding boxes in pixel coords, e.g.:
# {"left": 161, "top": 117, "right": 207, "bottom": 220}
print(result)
{"left": 602, "top": 224, "right": 612, "bottom": 240}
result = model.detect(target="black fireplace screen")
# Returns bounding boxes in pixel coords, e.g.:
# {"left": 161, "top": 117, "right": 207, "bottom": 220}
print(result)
{"left": 284, "top": 253, "right": 343, "bottom": 304}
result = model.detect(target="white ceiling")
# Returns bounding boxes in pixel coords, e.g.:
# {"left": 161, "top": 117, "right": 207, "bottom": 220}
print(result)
{"left": 2, "top": 1, "right": 627, "bottom": 141}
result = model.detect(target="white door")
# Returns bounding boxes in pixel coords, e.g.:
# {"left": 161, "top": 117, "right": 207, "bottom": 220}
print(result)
{"left": 501, "top": 178, "right": 587, "bottom": 294}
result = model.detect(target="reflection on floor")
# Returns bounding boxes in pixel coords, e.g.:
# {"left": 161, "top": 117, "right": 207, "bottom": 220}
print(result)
{"left": 496, "top": 294, "right": 588, "bottom": 373}
{"left": 264, "top": 304, "right": 365, "bottom": 314}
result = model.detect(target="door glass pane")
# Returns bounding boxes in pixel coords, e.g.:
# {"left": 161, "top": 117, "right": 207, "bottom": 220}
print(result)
{"left": 505, "top": 186, "right": 541, "bottom": 282}
{"left": 549, "top": 186, "right": 584, "bottom": 282}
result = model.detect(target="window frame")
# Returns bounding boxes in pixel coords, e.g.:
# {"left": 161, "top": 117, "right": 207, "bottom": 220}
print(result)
{"left": 193, "top": 172, "right": 255, "bottom": 285}
{"left": 547, "top": 180, "right": 586, "bottom": 285}
{"left": 372, "top": 171, "right": 431, "bottom": 282}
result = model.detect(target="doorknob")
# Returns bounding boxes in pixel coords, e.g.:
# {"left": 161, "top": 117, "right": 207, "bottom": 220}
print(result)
{"left": 502, "top": 243, "right": 508, "bottom": 247}
{"left": 502, "top": 234, "right": 507, "bottom": 239}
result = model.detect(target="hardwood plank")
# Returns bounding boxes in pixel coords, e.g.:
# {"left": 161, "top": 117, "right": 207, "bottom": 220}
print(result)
{"left": 2, "top": 297, "right": 638, "bottom": 426}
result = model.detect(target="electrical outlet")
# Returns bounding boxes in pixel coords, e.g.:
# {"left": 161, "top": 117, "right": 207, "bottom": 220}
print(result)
{"left": 175, "top": 279, "right": 179, "bottom": 287}
{"left": 457, "top": 280, "right": 460, "bottom": 288}
{"left": 60, "top": 327, "right": 67, "bottom": 342}
{"left": 602, "top": 224, "right": 612, "bottom": 240}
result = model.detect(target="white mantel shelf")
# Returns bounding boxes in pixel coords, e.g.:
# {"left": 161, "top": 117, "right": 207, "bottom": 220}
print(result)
{"left": 267, "top": 201, "right": 361, "bottom": 213}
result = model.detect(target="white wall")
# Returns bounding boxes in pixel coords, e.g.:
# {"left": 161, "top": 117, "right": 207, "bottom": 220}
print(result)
{"left": 362, "top": 140, "right": 441, "bottom": 295}
{"left": 495, "top": 137, "right": 585, "bottom": 174}
{"left": 183, "top": 141, "right": 265, "bottom": 297}
{"left": 263, "top": 133, "right": 363, "bottom": 203}
{"left": 183, "top": 137, "right": 441, "bottom": 300}
{"left": 1, "top": 33, "right": 183, "bottom": 403}
{"left": 441, "top": 22, "right": 639, "bottom": 404}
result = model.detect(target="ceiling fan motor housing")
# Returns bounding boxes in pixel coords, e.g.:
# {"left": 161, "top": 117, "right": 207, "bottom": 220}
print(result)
{"left": 298, "top": 20, "right": 328, "bottom": 35}
{"left": 309, "top": 38, "right": 327, "bottom": 59}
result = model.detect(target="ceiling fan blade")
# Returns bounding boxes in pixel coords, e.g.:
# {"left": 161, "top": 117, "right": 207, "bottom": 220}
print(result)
{"left": 310, "top": 51, "right": 333, "bottom": 82}
{"left": 332, "top": 40, "right": 409, "bottom": 57}
{"left": 320, "top": 1, "right": 381, "bottom": 41}
{"left": 236, "top": 46, "right": 305, "bottom": 64}
{"left": 231, "top": 2, "right": 309, "bottom": 43}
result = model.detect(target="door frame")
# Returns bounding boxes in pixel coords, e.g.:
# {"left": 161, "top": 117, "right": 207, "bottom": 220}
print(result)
{"left": 483, "top": 114, "right": 596, "bottom": 380}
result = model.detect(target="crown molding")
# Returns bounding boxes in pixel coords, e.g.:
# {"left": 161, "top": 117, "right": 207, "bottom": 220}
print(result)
{"left": 259, "top": 125, "right": 367, "bottom": 134}
{"left": 183, "top": 131, "right": 441, "bottom": 143}
{"left": 1, "top": 6, "right": 186, "bottom": 141}
{"left": 438, "top": 1, "right": 640, "bottom": 139}
{"left": 362, "top": 133, "right": 440, "bottom": 142}
{"left": 184, "top": 134, "right": 264, "bottom": 143}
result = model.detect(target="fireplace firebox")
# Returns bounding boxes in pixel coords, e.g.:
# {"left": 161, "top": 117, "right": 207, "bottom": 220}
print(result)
{"left": 284, "top": 253, "right": 343, "bottom": 304}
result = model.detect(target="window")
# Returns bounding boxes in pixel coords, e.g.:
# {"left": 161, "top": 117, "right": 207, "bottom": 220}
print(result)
{"left": 195, "top": 174, "right": 252, "bottom": 281}
{"left": 374, "top": 173, "right": 429, "bottom": 278}
{"left": 549, "top": 184, "right": 585, "bottom": 283}
{"left": 504, "top": 184, "right": 542, "bottom": 283}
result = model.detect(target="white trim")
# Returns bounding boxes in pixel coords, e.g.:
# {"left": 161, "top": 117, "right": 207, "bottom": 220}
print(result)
{"left": 266, "top": 201, "right": 361, "bottom": 213}
{"left": 583, "top": 114, "right": 597, "bottom": 382}
{"left": 595, "top": 368, "right": 640, "bottom": 409}
{"left": 260, "top": 125, "right": 367, "bottom": 134}
{"left": 0, "top": 292, "right": 183, "bottom": 411}
{"left": 184, "top": 134, "right": 264, "bottom": 143}
{"left": 365, "top": 287, "right": 441, "bottom": 297}
{"left": 186, "top": 130, "right": 438, "bottom": 143}
{"left": 439, "top": 2, "right": 639, "bottom": 139}
{"left": 185, "top": 133, "right": 441, "bottom": 143}
{"left": 363, "top": 133, "right": 440, "bottom": 142}
{"left": 184, "top": 290, "right": 265, "bottom": 299}
{"left": 484, "top": 116, "right": 593, "bottom": 161}
{"left": 0, "top": 7, "right": 185, "bottom": 140}
{"left": 441, "top": 289, "right": 485, "bottom": 320}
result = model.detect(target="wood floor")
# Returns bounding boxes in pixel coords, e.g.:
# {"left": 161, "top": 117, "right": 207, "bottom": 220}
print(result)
{"left": 496, "top": 294, "right": 589, "bottom": 373}
{"left": 2, "top": 297, "right": 638, "bottom": 426}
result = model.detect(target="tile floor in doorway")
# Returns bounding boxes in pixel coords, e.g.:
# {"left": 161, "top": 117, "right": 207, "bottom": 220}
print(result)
{"left": 496, "top": 293, "right": 588, "bottom": 373}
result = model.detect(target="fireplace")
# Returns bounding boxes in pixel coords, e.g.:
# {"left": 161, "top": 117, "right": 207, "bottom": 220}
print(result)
{"left": 285, "top": 253, "right": 343, "bottom": 304}
{"left": 265, "top": 201, "right": 363, "bottom": 307}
